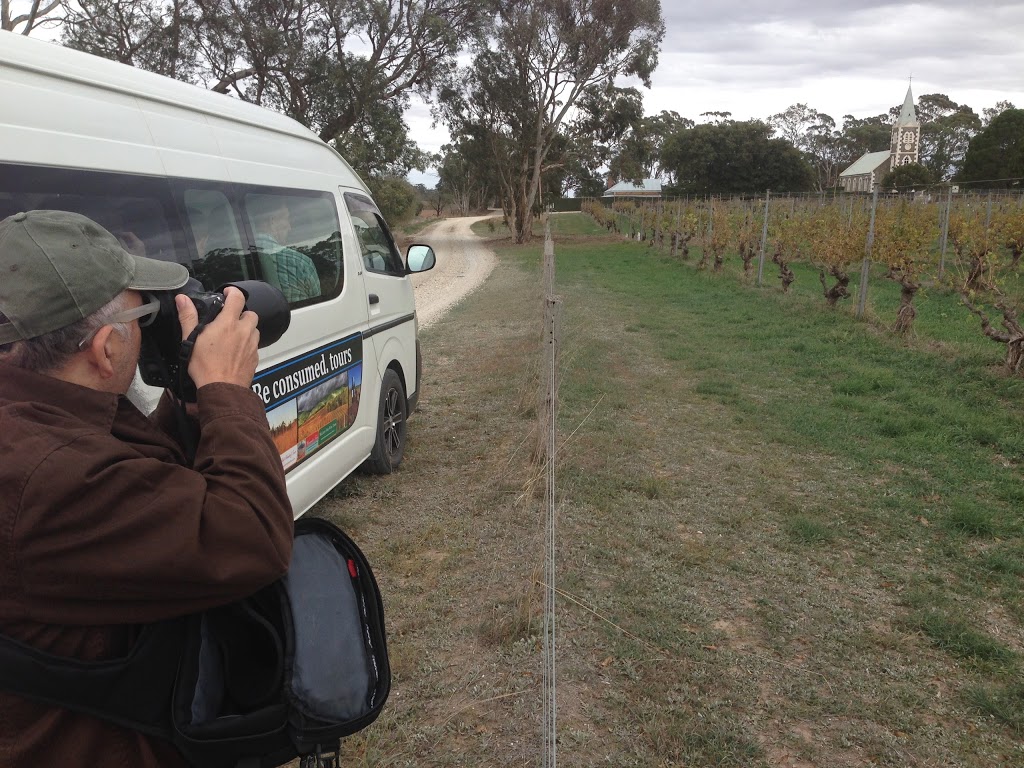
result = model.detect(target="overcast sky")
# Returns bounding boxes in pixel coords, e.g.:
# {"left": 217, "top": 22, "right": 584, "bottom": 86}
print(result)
{"left": 408, "top": 0, "right": 1024, "bottom": 186}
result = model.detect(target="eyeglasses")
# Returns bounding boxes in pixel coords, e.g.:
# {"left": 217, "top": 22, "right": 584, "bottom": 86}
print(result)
{"left": 77, "top": 297, "right": 160, "bottom": 349}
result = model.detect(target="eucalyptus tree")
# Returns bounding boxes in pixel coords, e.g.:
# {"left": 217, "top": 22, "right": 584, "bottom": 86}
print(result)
{"left": 438, "top": 0, "right": 664, "bottom": 243}
{"left": 769, "top": 103, "right": 844, "bottom": 191}
{"left": 959, "top": 108, "right": 1024, "bottom": 186}
{"left": 438, "top": 136, "right": 499, "bottom": 215}
{"left": 604, "top": 108, "right": 686, "bottom": 187}
{"left": 982, "top": 100, "right": 1016, "bottom": 128}
{"left": 61, "top": 0, "right": 490, "bottom": 169}
{"left": 61, "top": 0, "right": 197, "bottom": 80}
{"left": 2, "top": 0, "right": 62, "bottom": 33}
{"left": 571, "top": 84, "right": 644, "bottom": 185}
{"left": 198, "top": 0, "right": 489, "bottom": 141}
{"left": 661, "top": 120, "right": 814, "bottom": 195}
{"left": 837, "top": 113, "right": 891, "bottom": 165}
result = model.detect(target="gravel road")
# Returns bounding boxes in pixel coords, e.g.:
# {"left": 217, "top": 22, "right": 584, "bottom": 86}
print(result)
{"left": 409, "top": 215, "right": 497, "bottom": 329}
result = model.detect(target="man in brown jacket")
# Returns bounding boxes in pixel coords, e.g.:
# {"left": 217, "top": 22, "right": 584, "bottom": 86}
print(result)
{"left": 0, "top": 210, "right": 295, "bottom": 767}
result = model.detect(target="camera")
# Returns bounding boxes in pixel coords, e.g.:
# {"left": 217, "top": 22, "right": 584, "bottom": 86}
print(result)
{"left": 139, "top": 278, "right": 291, "bottom": 402}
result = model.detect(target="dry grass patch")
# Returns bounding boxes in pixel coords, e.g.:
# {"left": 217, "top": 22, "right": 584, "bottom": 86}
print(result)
{"left": 305, "top": 221, "right": 1024, "bottom": 767}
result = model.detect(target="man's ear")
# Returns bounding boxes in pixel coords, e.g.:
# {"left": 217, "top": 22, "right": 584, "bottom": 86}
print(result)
{"left": 83, "top": 325, "right": 118, "bottom": 380}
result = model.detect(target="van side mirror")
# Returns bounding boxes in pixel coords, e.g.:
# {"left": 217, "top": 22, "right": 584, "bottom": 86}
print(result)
{"left": 406, "top": 244, "right": 436, "bottom": 274}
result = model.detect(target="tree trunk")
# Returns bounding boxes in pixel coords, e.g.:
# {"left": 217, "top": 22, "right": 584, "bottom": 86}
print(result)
{"left": 1007, "top": 336, "right": 1024, "bottom": 374}
{"left": 507, "top": 174, "right": 533, "bottom": 244}
{"left": 890, "top": 274, "right": 919, "bottom": 335}
{"left": 712, "top": 245, "right": 724, "bottom": 272}
{"left": 964, "top": 255, "right": 988, "bottom": 292}
{"left": 512, "top": 201, "right": 530, "bottom": 243}
{"left": 818, "top": 267, "right": 851, "bottom": 307}
{"left": 1010, "top": 245, "right": 1022, "bottom": 270}
{"left": 963, "top": 297, "right": 1024, "bottom": 375}
{"left": 1002, "top": 302, "right": 1024, "bottom": 372}
{"left": 696, "top": 246, "right": 710, "bottom": 270}
{"left": 739, "top": 243, "right": 755, "bottom": 274}
{"left": 773, "top": 248, "right": 795, "bottom": 292}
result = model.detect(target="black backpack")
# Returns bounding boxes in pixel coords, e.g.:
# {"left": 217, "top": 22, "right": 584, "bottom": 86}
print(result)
{"left": 0, "top": 517, "right": 390, "bottom": 768}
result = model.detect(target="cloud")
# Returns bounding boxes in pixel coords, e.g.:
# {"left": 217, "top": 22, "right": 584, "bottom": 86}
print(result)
{"left": 636, "top": 1, "right": 1024, "bottom": 122}
{"left": 406, "top": 1, "right": 1024, "bottom": 178}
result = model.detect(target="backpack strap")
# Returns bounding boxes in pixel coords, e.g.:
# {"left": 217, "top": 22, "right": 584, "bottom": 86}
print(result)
{"left": 298, "top": 742, "right": 341, "bottom": 768}
{"left": 0, "top": 619, "right": 186, "bottom": 740}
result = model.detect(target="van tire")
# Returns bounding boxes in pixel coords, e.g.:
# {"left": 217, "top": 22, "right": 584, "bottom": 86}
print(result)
{"left": 365, "top": 369, "right": 407, "bottom": 474}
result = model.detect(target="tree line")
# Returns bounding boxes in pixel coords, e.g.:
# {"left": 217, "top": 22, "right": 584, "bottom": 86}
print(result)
{"left": 3, "top": 0, "right": 666, "bottom": 242}
{"left": 4, "top": 0, "right": 1019, "bottom": 241}
{"left": 584, "top": 97, "right": 1019, "bottom": 196}
{"left": 436, "top": 93, "right": 1022, "bottom": 230}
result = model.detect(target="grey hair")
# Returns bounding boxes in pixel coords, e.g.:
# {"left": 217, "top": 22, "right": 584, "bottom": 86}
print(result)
{"left": 0, "top": 292, "right": 134, "bottom": 374}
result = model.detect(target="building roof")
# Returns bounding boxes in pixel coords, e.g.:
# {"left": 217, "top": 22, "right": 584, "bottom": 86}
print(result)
{"left": 840, "top": 150, "right": 891, "bottom": 177}
{"left": 895, "top": 86, "right": 918, "bottom": 126}
{"left": 603, "top": 179, "right": 662, "bottom": 196}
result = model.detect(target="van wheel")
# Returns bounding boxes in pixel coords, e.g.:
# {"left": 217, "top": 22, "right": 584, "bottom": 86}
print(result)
{"left": 366, "top": 369, "right": 407, "bottom": 474}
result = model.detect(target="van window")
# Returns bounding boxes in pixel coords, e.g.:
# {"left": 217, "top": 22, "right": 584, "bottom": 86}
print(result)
{"left": 0, "top": 164, "right": 182, "bottom": 265}
{"left": 344, "top": 193, "right": 404, "bottom": 276}
{"left": 245, "top": 193, "right": 342, "bottom": 306}
{"left": 0, "top": 165, "right": 345, "bottom": 308}
{"left": 183, "top": 189, "right": 253, "bottom": 291}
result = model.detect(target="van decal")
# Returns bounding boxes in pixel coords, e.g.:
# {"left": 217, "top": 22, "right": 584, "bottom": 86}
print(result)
{"left": 252, "top": 334, "right": 363, "bottom": 472}
{"left": 362, "top": 313, "right": 416, "bottom": 339}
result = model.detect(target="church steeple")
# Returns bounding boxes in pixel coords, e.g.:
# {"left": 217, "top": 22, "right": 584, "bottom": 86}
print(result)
{"left": 891, "top": 85, "right": 920, "bottom": 168}
{"left": 896, "top": 86, "right": 918, "bottom": 127}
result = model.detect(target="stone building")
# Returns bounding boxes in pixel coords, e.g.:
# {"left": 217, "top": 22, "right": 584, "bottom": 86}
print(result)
{"left": 839, "top": 87, "right": 920, "bottom": 192}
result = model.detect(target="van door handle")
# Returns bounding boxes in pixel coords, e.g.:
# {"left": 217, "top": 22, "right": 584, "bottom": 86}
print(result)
{"left": 368, "top": 293, "right": 380, "bottom": 305}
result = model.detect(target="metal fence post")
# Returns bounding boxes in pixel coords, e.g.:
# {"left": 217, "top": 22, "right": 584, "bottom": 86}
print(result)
{"left": 938, "top": 186, "right": 952, "bottom": 280}
{"left": 757, "top": 190, "right": 771, "bottom": 286}
{"left": 857, "top": 185, "right": 879, "bottom": 319}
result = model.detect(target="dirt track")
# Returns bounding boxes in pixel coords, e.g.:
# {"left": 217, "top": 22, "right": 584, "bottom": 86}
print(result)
{"left": 409, "top": 216, "right": 497, "bottom": 329}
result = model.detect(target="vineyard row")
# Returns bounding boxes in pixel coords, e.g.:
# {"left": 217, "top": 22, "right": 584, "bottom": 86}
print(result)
{"left": 581, "top": 194, "right": 1024, "bottom": 373}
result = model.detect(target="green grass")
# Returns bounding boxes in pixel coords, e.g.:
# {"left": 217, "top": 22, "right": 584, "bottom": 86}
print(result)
{"left": 968, "top": 681, "right": 1024, "bottom": 733}
{"left": 491, "top": 215, "right": 1024, "bottom": 592}
{"left": 534, "top": 212, "right": 1024, "bottom": 759}
{"left": 398, "top": 215, "right": 442, "bottom": 236}
{"left": 560, "top": 242, "right": 1023, "bottom": 518}
{"left": 785, "top": 515, "right": 835, "bottom": 544}
{"left": 905, "top": 606, "right": 1015, "bottom": 667}
{"left": 324, "top": 212, "right": 1024, "bottom": 766}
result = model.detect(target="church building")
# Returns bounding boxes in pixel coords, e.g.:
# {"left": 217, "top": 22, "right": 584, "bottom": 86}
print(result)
{"left": 839, "top": 87, "right": 920, "bottom": 192}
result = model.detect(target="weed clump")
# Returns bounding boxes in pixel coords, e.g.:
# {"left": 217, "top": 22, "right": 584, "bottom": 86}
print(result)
{"left": 967, "top": 681, "right": 1024, "bottom": 734}
{"left": 908, "top": 608, "right": 1015, "bottom": 664}
{"left": 785, "top": 515, "right": 834, "bottom": 544}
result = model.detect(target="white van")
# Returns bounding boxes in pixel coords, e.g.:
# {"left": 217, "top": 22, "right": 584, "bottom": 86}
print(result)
{"left": 0, "top": 32, "right": 435, "bottom": 516}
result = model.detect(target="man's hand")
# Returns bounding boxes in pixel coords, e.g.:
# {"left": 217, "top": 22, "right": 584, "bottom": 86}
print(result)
{"left": 176, "top": 287, "right": 261, "bottom": 389}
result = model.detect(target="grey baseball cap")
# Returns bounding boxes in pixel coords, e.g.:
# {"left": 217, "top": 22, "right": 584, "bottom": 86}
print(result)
{"left": 0, "top": 210, "right": 189, "bottom": 344}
